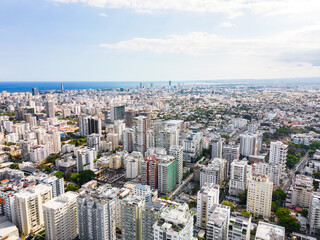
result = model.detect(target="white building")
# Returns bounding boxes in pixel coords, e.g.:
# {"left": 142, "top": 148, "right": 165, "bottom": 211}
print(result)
{"left": 206, "top": 204, "right": 230, "bottom": 240}
{"left": 169, "top": 145, "right": 183, "bottom": 185}
{"left": 228, "top": 212, "right": 251, "bottom": 240}
{"left": 153, "top": 203, "right": 193, "bottom": 240}
{"left": 52, "top": 131, "right": 61, "bottom": 153}
{"left": 132, "top": 184, "right": 153, "bottom": 203}
{"left": 200, "top": 158, "right": 227, "bottom": 187}
{"left": 210, "top": 135, "right": 223, "bottom": 159}
{"left": 133, "top": 116, "right": 149, "bottom": 154}
{"left": 253, "top": 162, "right": 281, "bottom": 187}
{"left": 43, "top": 192, "right": 79, "bottom": 240}
{"left": 41, "top": 175, "right": 65, "bottom": 198}
{"left": 196, "top": 183, "right": 220, "bottom": 228}
{"left": 15, "top": 184, "right": 52, "bottom": 236}
{"left": 255, "top": 221, "right": 285, "bottom": 240}
{"left": 87, "top": 133, "right": 101, "bottom": 152}
{"left": 269, "top": 141, "right": 288, "bottom": 172}
{"left": 288, "top": 174, "right": 314, "bottom": 208}
{"left": 247, "top": 174, "right": 273, "bottom": 218}
{"left": 125, "top": 156, "right": 139, "bottom": 179}
{"left": 229, "top": 160, "right": 248, "bottom": 196}
{"left": 30, "top": 145, "right": 50, "bottom": 163}
{"left": 240, "top": 134, "right": 258, "bottom": 157}
{"left": 223, "top": 145, "right": 240, "bottom": 174}
{"left": 309, "top": 192, "right": 320, "bottom": 235}
{"left": 76, "top": 147, "right": 96, "bottom": 172}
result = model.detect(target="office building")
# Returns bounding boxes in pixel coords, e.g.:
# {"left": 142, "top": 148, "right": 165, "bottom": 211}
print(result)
{"left": 61, "top": 83, "right": 64, "bottom": 91}
{"left": 247, "top": 174, "right": 273, "bottom": 218}
{"left": 15, "top": 184, "right": 52, "bottom": 236}
{"left": 229, "top": 160, "right": 248, "bottom": 196}
{"left": 123, "top": 128, "right": 135, "bottom": 153}
{"left": 196, "top": 183, "right": 219, "bottom": 228}
{"left": 110, "top": 105, "right": 125, "bottom": 122}
{"left": 169, "top": 145, "right": 183, "bottom": 185}
{"left": 206, "top": 204, "right": 230, "bottom": 240}
{"left": 255, "top": 222, "right": 285, "bottom": 240}
{"left": 153, "top": 203, "right": 193, "bottom": 240}
{"left": 32, "top": 88, "right": 39, "bottom": 96}
{"left": 43, "top": 192, "right": 78, "bottom": 240}
{"left": 79, "top": 114, "right": 102, "bottom": 137}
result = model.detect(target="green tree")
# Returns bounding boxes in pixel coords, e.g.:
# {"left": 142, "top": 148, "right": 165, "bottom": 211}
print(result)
{"left": 241, "top": 209, "right": 251, "bottom": 217}
{"left": 238, "top": 189, "right": 247, "bottom": 205}
{"left": 221, "top": 201, "right": 235, "bottom": 212}
{"left": 300, "top": 209, "right": 308, "bottom": 218}
{"left": 276, "top": 208, "right": 300, "bottom": 233}
{"left": 10, "top": 163, "right": 19, "bottom": 169}
{"left": 54, "top": 171, "right": 64, "bottom": 179}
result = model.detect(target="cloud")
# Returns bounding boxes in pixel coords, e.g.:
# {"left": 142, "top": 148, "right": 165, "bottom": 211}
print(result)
{"left": 100, "top": 24, "right": 320, "bottom": 65}
{"left": 51, "top": 0, "right": 320, "bottom": 19}
{"left": 99, "top": 13, "right": 108, "bottom": 17}
{"left": 219, "top": 22, "right": 235, "bottom": 28}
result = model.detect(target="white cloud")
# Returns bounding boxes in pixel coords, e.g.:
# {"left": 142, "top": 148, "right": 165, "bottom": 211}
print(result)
{"left": 100, "top": 24, "right": 320, "bottom": 60}
{"left": 99, "top": 13, "right": 108, "bottom": 17}
{"left": 219, "top": 22, "right": 235, "bottom": 28}
{"left": 51, "top": 0, "right": 320, "bottom": 19}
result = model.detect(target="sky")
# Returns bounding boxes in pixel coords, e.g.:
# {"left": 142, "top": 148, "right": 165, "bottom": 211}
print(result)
{"left": 0, "top": 0, "right": 320, "bottom": 82}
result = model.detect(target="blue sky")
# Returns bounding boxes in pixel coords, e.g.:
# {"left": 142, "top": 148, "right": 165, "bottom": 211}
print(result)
{"left": 0, "top": 0, "right": 320, "bottom": 82}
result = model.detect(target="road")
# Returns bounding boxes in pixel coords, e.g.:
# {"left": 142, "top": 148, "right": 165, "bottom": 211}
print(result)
{"left": 168, "top": 156, "right": 206, "bottom": 199}
{"left": 282, "top": 151, "right": 309, "bottom": 192}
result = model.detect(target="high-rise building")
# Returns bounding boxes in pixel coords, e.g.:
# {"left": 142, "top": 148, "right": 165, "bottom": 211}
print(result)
{"left": 158, "top": 155, "right": 176, "bottom": 194}
{"left": 77, "top": 188, "right": 118, "bottom": 240}
{"left": 52, "top": 131, "right": 61, "bottom": 153}
{"left": 196, "top": 183, "right": 219, "bottom": 228}
{"left": 15, "top": 184, "right": 52, "bottom": 236}
{"left": 240, "top": 134, "right": 258, "bottom": 157}
{"left": 114, "top": 120, "right": 125, "bottom": 144}
{"left": 121, "top": 196, "right": 145, "bottom": 240}
{"left": 133, "top": 116, "right": 148, "bottom": 154}
{"left": 126, "top": 156, "right": 139, "bottom": 179}
{"left": 247, "top": 174, "right": 273, "bottom": 218}
{"left": 43, "top": 192, "right": 78, "bottom": 240}
{"left": 153, "top": 203, "right": 193, "bottom": 240}
{"left": 41, "top": 175, "right": 65, "bottom": 198}
{"left": 87, "top": 133, "right": 101, "bottom": 152}
{"left": 223, "top": 144, "right": 240, "bottom": 175}
{"left": 309, "top": 192, "right": 320, "bottom": 235}
{"left": 269, "top": 141, "right": 288, "bottom": 171}
{"left": 46, "top": 101, "right": 55, "bottom": 118}
{"left": 124, "top": 110, "right": 136, "bottom": 128}
{"left": 32, "top": 88, "right": 39, "bottom": 96}
{"left": 76, "top": 147, "right": 96, "bottom": 172}
{"left": 169, "top": 145, "right": 183, "bottom": 185}
{"left": 253, "top": 162, "right": 281, "bottom": 187}
{"left": 61, "top": 83, "right": 64, "bottom": 92}
{"left": 132, "top": 184, "right": 153, "bottom": 203}
{"left": 229, "top": 160, "right": 248, "bottom": 196}
{"left": 228, "top": 212, "right": 251, "bottom": 240}
{"left": 79, "top": 114, "right": 102, "bottom": 137}
{"left": 141, "top": 155, "right": 160, "bottom": 189}
{"left": 110, "top": 105, "right": 125, "bottom": 122}
{"left": 210, "top": 135, "right": 223, "bottom": 159}
{"left": 123, "top": 128, "right": 135, "bottom": 153}
{"left": 200, "top": 158, "right": 227, "bottom": 187}
{"left": 206, "top": 204, "right": 230, "bottom": 240}
{"left": 288, "top": 174, "right": 314, "bottom": 208}
{"left": 142, "top": 202, "right": 165, "bottom": 240}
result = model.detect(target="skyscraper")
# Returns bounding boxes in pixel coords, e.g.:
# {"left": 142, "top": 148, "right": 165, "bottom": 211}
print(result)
{"left": 46, "top": 101, "right": 55, "bottom": 118}
{"left": 61, "top": 83, "right": 64, "bottom": 92}
{"left": 133, "top": 116, "right": 148, "bottom": 154}
{"left": 269, "top": 141, "right": 288, "bottom": 171}
{"left": 79, "top": 114, "right": 102, "bottom": 137}
{"left": 229, "top": 159, "right": 248, "bottom": 196}
{"left": 123, "top": 128, "right": 135, "bottom": 153}
{"left": 309, "top": 192, "right": 320, "bottom": 235}
{"left": 158, "top": 155, "right": 176, "bottom": 194}
{"left": 169, "top": 145, "right": 183, "bottom": 185}
{"left": 110, "top": 105, "right": 125, "bottom": 122}
{"left": 32, "top": 88, "right": 39, "bottom": 96}
{"left": 210, "top": 135, "right": 223, "bottom": 159}
{"left": 240, "top": 133, "right": 258, "bottom": 157}
{"left": 76, "top": 147, "right": 96, "bottom": 172}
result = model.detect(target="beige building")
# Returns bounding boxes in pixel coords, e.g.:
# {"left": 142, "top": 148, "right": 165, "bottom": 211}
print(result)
{"left": 247, "top": 174, "right": 273, "bottom": 218}
{"left": 15, "top": 184, "right": 52, "bottom": 237}
{"left": 43, "top": 192, "right": 79, "bottom": 240}
{"left": 288, "top": 174, "right": 313, "bottom": 208}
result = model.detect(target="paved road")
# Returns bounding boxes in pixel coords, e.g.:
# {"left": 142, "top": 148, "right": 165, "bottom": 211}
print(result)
{"left": 168, "top": 156, "right": 206, "bottom": 199}
{"left": 282, "top": 151, "right": 309, "bottom": 192}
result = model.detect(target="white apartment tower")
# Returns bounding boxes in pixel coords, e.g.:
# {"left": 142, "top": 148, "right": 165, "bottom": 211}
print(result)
{"left": 247, "top": 174, "right": 273, "bottom": 218}
{"left": 200, "top": 158, "right": 227, "bottom": 187}
{"left": 43, "top": 192, "right": 79, "bottom": 240}
{"left": 210, "top": 135, "right": 223, "bottom": 159}
{"left": 206, "top": 204, "right": 230, "bottom": 240}
{"left": 269, "top": 141, "right": 288, "bottom": 171}
{"left": 228, "top": 212, "right": 251, "bottom": 240}
{"left": 52, "top": 131, "right": 61, "bottom": 153}
{"left": 196, "top": 183, "right": 220, "bottom": 228}
{"left": 309, "top": 192, "right": 320, "bottom": 235}
{"left": 46, "top": 101, "right": 55, "bottom": 118}
{"left": 229, "top": 160, "right": 248, "bottom": 196}
{"left": 76, "top": 147, "right": 96, "bottom": 172}
{"left": 87, "top": 133, "right": 101, "bottom": 152}
{"left": 240, "top": 134, "right": 258, "bottom": 157}
{"left": 153, "top": 203, "right": 194, "bottom": 240}
{"left": 15, "top": 184, "right": 52, "bottom": 236}
{"left": 123, "top": 128, "right": 135, "bottom": 153}
{"left": 133, "top": 116, "right": 148, "bottom": 154}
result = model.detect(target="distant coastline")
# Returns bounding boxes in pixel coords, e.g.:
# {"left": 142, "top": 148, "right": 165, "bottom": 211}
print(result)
{"left": 0, "top": 77, "right": 320, "bottom": 92}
